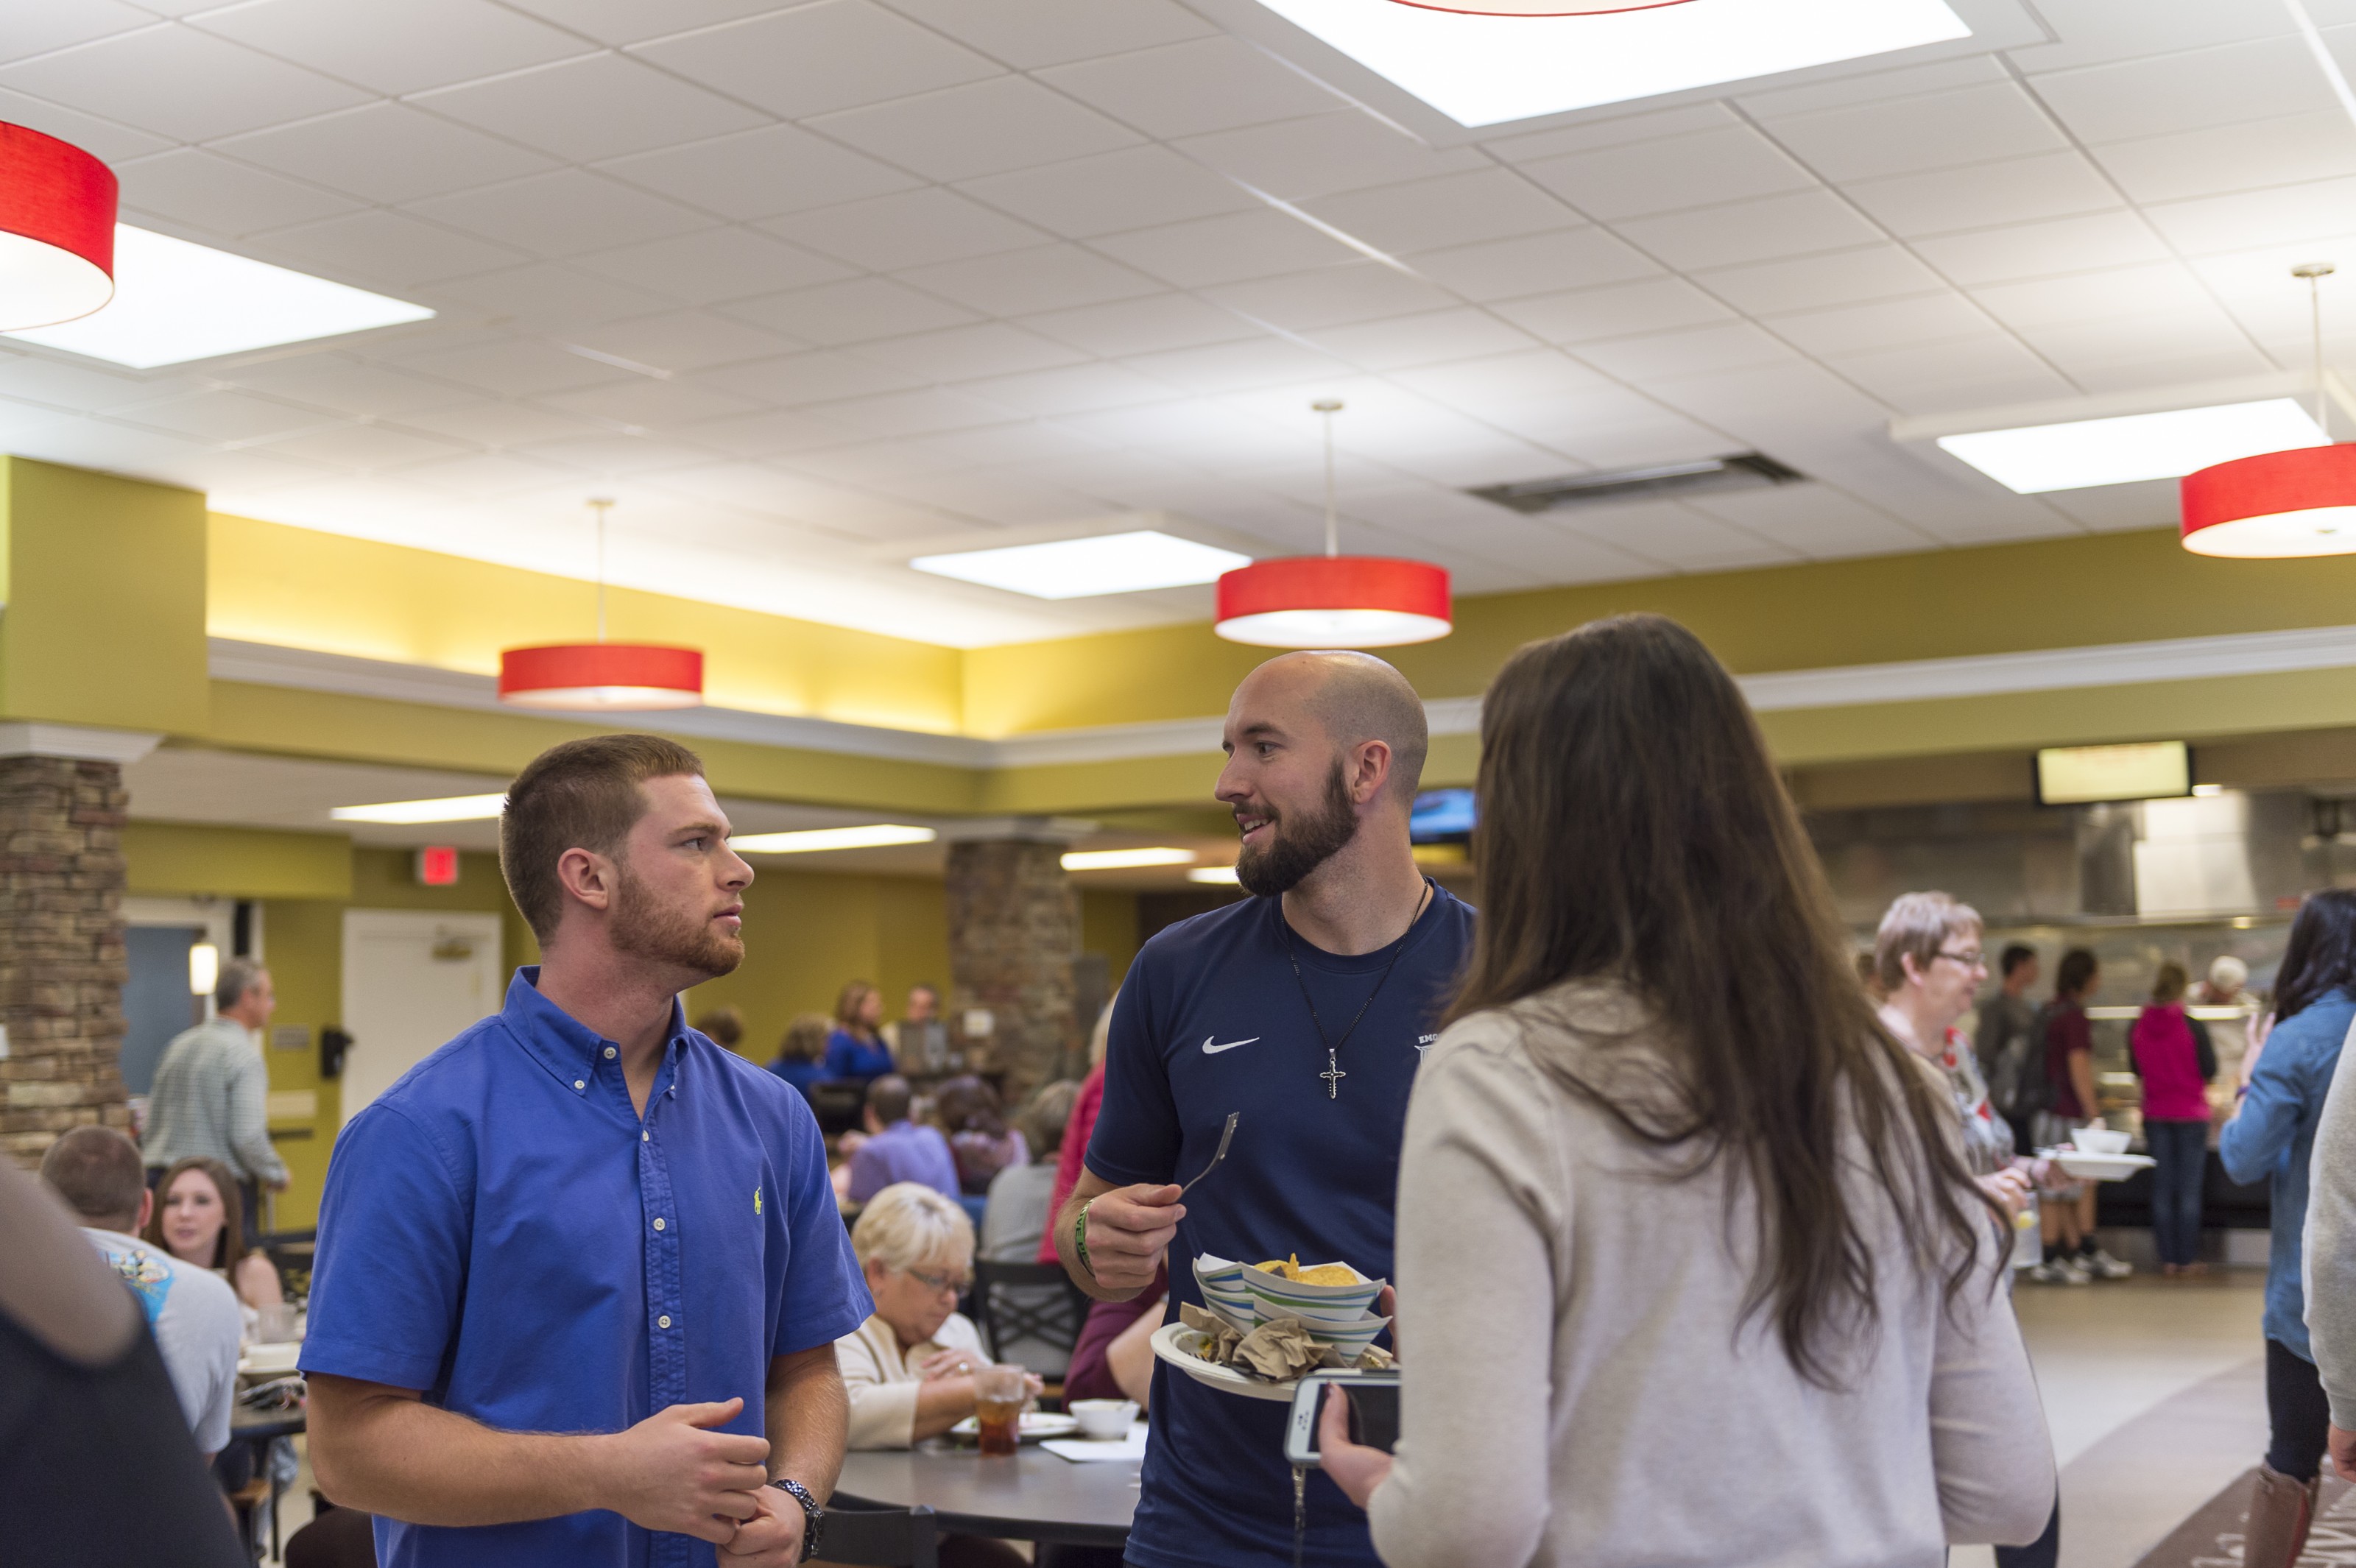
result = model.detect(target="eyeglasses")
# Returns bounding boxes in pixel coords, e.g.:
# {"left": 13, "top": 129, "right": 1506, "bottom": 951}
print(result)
{"left": 1933, "top": 949, "right": 1988, "bottom": 970}
{"left": 903, "top": 1267, "right": 971, "bottom": 1296}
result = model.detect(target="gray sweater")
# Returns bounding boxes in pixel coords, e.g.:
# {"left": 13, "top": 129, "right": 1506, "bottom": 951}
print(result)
{"left": 2304, "top": 1036, "right": 2356, "bottom": 1424}
{"left": 1366, "top": 982, "right": 2055, "bottom": 1568}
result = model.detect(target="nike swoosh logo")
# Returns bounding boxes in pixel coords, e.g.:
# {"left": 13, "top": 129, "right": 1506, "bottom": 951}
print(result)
{"left": 1202, "top": 1036, "right": 1260, "bottom": 1054}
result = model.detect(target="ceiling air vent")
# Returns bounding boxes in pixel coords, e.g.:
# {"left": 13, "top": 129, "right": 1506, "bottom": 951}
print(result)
{"left": 1469, "top": 453, "right": 1805, "bottom": 514}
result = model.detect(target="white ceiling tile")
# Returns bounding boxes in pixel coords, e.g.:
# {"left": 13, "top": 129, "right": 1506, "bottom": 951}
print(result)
{"left": 216, "top": 102, "right": 560, "bottom": 205}
{"left": 811, "top": 76, "right": 1142, "bottom": 183}
{"left": 2036, "top": 477, "right": 2179, "bottom": 534}
{"left": 2142, "top": 174, "right": 2356, "bottom": 256}
{"left": 896, "top": 244, "right": 1163, "bottom": 316}
{"left": 1760, "top": 82, "right": 2069, "bottom": 183}
{"left": 1490, "top": 278, "right": 1735, "bottom": 345}
{"left": 1519, "top": 127, "right": 1818, "bottom": 222}
{"left": 860, "top": 468, "right": 1104, "bottom": 528}
{"left": 413, "top": 52, "right": 766, "bottom": 163}
{"left": 597, "top": 124, "right": 924, "bottom": 223}
{"left": 1175, "top": 113, "right": 1489, "bottom": 202}
{"left": 1762, "top": 292, "right": 1996, "bottom": 358}
{"left": 1557, "top": 499, "right": 1797, "bottom": 573}
{"left": 1684, "top": 484, "right": 1930, "bottom": 559}
{"left": 2028, "top": 37, "right": 2332, "bottom": 145}
{"left": 248, "top": 420, "right": 473, "bottom": 469}
{"left": 958, "top": 146, "right": 1256, "bottom": 239}
{"left": 1612, "top": 190, "right": 1883, "bottom": 271}
{"left": 2006, "top": 0, "right": 2296, "bottom": 74}
{"left": 246, "top": 209, "right": 532, "bottom": 288}
{"left": 1089, "top": 208, "right": 1360, "bottom": 289}
{"left": 389, "top": 448, "right": 590, "bottom": 495}
{"left": 221, "top": 354, "right": 476, "bottom": 420}
{"left": 0, "top": 85, "right": 172, "bottom": 162}
{"left": 1201, "top": 264, "right": 1456, "bottom": 331}
{"left": 762, "top": 188, "right": 1051, "bottom": 271}
{"left": 422, "top": 263, "right": 676, "bottom": 331}
{"left": 1537, "top": 410, "right": 1729, "bottom": 468}
{"left": 671, "top": 406, "right": 852, "bottom": 458}
{"left": 1844, "top": 151, "right": 2123, "bottom": 240}
{"left": 1034, "top": 36, "right": 1347, "bottom": 139}
{"left": 2092, "top": 110, "right": 2356, "bottom": 206}
{"left": 1906, "top": 210, "right": 2173, "bottom": 286}
{"left": 571, "top": 227, "right": 853, "bottom": 305}
{"left": 566, "top": 310, "right": 803, "bottom": 372}
{"left": 395, "top": 338, "right": 634, "bottom": 399}
{"left": 411, "top": 169, "right": 710, "bottom": 258}
{"left": 5, "top": 420, "right": 214, "bottom": 486}
{"left": 1970, "top": 261, "right": 2219, "bottom": 331}
{"left": 114, "top": 389, "right": 331, "bottom": 444}
{"left": 1732, "top": 54, "right": 2008, "bottom": 119}
{"left": 114, "top": 148, "right": 360, "bottom": 237}
{"left": 629, "top": 1, "right": 1001, "bottom": 119}
{"left": 1305, "top": 168, "right": 1576, "bottom": 255}
{"left": 697, "top": 350, "right": 928, "bottom": 406}
{"left": 394, "top": 398, "right": 602, "bottom": 448}
{"left": 191, "top": 0, "right": 592, "bottom": 95}
{"left": 810, "top": 386, "right": 1021, "bottom": 437}
{"left": 1407, "top": 227, "right": 1658, "bottom": 302}
{"left": 875, "top": 0, "right": 1214, "bottom": 70}
{"left": 493, "top": 0, "right": 791, "bottom": 47}
{"left": 1480, "top": 102, "right": 1737, "bottom": 163}
{"left": 721, "top": 278, "right": 979, "bottom": 346}
{"left": 1818, "top": 335, "right": 2074, "bottom": 412}
{"left": 1117, "top": 338, "right": 1350, "bottom": 395}
{"left": 0, "top": 24, "right": 367, "bottom": 142}
{"left": 539, "top": 377, "right": 761, "bottom": 429}
{"left": 917, "top": 419, "right": 1112, "bottom": 467}
{"left": 1384, "top": 347, "right": 1618, "bottom": 407}
{"left": 1574, "top": 323, "right": 1798, "bottom": 382}
{"left": 2011, "top": 308, "right": 2265, "bottom": 374}
{"left": 944, "top": 361, "right": 1179, "bottom": 417}
{"left": 1647, "top": 359, "right": 1900, "bottom": 433}
{"left": 1300, "top": 308, "right": 1539, "bottom": 372}
{"left": 509, "top": 431, "right": 717, "bottom": 475}
{"left": 0, "top": 1, "right": 157, "bottom": 68}
{"left": 1693, "top": 244, "right": 1945, "bottom": 314}
{"left": 1017, "top": 294, "right": 1260, "bottom": 356}
{"left": 0, "top": 353, "right": 202, "bottom": 413}
{"left": 849, "top": 322, "right": 1090, "bottom": 383}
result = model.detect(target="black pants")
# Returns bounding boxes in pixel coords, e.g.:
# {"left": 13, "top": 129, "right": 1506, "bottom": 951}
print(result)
{"left": 1995, "top": 1497, "right": 2060, "bottom": 1568}
{"left": 2145, "top": 1120, "right": 2207, "bottom": 1267}
{"left": 2268, "top": 1337, "right": 2332, "bottom": 1481}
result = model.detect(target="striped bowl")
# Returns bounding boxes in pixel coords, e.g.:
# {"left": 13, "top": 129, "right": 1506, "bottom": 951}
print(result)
{"left": 1242, "top": 1261, "right": 1384, "bottom": 1329}
{"left": 1300, "top": 1310, "right": 1392, "bottom": 1363}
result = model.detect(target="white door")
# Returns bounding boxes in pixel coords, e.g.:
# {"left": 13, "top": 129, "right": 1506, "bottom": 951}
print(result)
{"left": 339, "top": 911, "right": 504, "bottom": 1126}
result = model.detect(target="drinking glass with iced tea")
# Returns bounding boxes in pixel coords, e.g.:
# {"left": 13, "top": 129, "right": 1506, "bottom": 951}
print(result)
{"left": 973, "top": 1363, "right": 1026, "bottom": 1456}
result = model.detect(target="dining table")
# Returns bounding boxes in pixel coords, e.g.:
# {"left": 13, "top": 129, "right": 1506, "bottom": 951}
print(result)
{"left": 833, "top": 1434, "right": 1139, "bottom": 1550}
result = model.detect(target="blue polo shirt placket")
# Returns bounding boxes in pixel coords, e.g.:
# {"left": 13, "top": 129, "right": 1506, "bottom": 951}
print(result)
{"left": 301, "top": 969, "right": 873, "bottom": 1568}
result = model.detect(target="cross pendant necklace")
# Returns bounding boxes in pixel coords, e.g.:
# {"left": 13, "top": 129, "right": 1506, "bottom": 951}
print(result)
{"left": 1283, "top": 879, "right": 1432, "bottom": 1101}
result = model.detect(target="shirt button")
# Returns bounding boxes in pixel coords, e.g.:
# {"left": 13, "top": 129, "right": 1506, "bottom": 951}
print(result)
{"left": 604, "top": 1046, "right": 617, "bottom": 1059}
{"left": 657, "top": 1315, "right": 672, "bottom": 1329}
{"left": 642, "top": 1131, "right": 649, "bottom": 1142}
{"left": 573, "top": 1079, "right": 585, "bottom": 1091}
{"left": 652, "top": 1218, "right": 666, "bottom": 1232}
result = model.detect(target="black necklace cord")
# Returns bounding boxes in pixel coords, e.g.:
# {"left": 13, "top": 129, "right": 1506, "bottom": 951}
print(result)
{"left": 1282, "top": 877, "right": 1434, "bottom": 1070}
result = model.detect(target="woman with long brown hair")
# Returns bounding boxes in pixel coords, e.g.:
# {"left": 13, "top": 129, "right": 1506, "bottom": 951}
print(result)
{"left": 1318, "top": 614, "right": 2052, "bottom": 1566}
{"left": 823, "top": 979, "right": 894, "bottom": 1083}
{"left": 144, "top": 1155, "right": 283, "bottom": 1314}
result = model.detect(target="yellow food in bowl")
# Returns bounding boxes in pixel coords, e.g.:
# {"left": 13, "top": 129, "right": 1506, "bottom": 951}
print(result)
{"left": 1252, "top": 1253, "right": 1361, "bottom": 1286}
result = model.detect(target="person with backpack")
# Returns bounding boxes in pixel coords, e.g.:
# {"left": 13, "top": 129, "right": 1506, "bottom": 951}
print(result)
{"left": 1978, "top": 944, "right": 2042, "bottom": 1154}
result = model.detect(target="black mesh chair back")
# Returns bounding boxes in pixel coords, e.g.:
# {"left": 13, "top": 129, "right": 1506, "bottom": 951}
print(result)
{"left": 808, "top": 1081, "right": 867, "bottom": 1139}
{"left": 970, "top": 1260, "right": 1087, "bottom": 1377}
{"left": 819, "top": 1502, "right": 939, "bottom": 1568}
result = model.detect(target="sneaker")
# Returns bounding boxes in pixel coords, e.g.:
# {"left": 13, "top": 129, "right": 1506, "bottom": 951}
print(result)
{"left": 2029, "top": 1258, "right": 2090, "bottom": 1285}
{"left": 2079, "top": 1246, "right": 2134, "bottom": 1280}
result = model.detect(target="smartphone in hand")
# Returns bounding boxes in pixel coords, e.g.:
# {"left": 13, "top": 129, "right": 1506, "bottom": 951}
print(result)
{"left": 1282, "top": 1372, "right": 1400, "bottom": 1469}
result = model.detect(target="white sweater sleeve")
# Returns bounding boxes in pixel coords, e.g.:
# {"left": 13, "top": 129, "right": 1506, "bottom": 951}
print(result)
{"left": 1928, "top": 1239, "right": 2056, "bottom": 1544}
{"left": 1366, "top": 1032, "right": 1562, "bottom": 1568}
{"left": 2306, "top": 1042, "right": 2356, "bottom": 1428}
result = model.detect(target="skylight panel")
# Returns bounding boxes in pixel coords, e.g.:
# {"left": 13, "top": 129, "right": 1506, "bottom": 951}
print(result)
{"left": 1936, "top": 400, "right": 2329, "bottom": 494}
{"left": 910, "top": 531, "right": 1252, "bottom": 600}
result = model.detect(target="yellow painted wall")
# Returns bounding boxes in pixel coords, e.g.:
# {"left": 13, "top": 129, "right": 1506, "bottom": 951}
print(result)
{"left": 1082, "top": 891, "right": 1139, "bottom": 992}
{"left": 1, "top": 459, "right": 208, "bottom": 732}
{"left": 210, "top": 512, "right": 965, "bottom": 735}
{"left": 123, "top": 819, "right": 352, "bottom": 900}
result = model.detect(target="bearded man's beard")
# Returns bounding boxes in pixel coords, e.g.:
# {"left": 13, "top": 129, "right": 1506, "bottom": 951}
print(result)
{"left": 1235, "top": 760, "right": 1360, "bottom": 898}
{"left": 610, "top": 864, "right": 743, "bottom": 982}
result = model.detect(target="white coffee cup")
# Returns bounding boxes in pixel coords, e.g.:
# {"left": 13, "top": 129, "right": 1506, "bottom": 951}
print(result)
{"left": 1068, "top": 1399, "right": 1138, "bottom": 1440}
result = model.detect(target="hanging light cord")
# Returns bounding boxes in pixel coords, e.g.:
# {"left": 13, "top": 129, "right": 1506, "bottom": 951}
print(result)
{"left": 590, "top": 497, "right": 613, "bottom": 643}
{"left": 1313, "top": 399, "right": 1342, "bottom": 558}
{"left": 2296, "top": 263, "right": 2336, "bottom": 434}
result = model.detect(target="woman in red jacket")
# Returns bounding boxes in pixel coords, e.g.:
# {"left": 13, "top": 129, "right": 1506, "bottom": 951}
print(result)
{"left": 2131, "top": 961, "right": 2218, "bottom": 1276}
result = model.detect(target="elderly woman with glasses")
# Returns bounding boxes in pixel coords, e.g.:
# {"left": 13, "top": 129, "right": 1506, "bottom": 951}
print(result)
{"left": 836, "top": 1182, "right": 1040, "bottom": 1452}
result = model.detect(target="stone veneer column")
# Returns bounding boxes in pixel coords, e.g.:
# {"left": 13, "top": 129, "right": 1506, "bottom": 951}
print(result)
{"left": 0, "top": 752, "right": 133, "bottom": 1167}
{"left": 943, "top": 826, "right": 1085, "bottom": 1107}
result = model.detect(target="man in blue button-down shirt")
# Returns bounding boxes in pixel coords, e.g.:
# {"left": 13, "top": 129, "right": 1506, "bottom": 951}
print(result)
{"left": 301, "top": 735, "right": 872, "bottom": 1568}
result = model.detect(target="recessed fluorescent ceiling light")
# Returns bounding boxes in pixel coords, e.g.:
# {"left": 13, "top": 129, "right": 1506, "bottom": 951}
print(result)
{"left": 911, "top": 531, "right": 1252, "bottom": 600}
{"left": 1188, "top": 866, "right": 1242, "bottom": 886}
{"left": 732, "top": 824, "right": 937, "bottom": 854}
{"left": 5, "top": 226, "right": 433, "bottom": 368}
{"left": 1252, "top": 0, "right": 1969, "bottom": 127}
{"left": 331, "top": 793, "right": 507, "bottom": 824}
{"left": 1937, "top": 400, "right": 2329, "bottom": 495}
{"left": 1062, "top": 847, "right": 1196, "bottom": 871}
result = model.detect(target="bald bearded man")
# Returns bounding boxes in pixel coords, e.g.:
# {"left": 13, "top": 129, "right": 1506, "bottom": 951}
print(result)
{"left": 1053, "top": 651, "right": 1474, "bottom": 1568}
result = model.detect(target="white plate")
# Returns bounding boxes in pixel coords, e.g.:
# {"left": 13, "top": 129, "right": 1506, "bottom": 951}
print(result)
{"left": 948, "top": 1412, "right": 1078, "bottom": 1442}
{"left": 1152, "top": 1323, "right": 1297, "bottom": 1402}
{"left": 238, "top": 1343, "right": 301, "bottom": 1376}
{"left": 2050, "top": 1151, "right": 2155, "bottom": 1182}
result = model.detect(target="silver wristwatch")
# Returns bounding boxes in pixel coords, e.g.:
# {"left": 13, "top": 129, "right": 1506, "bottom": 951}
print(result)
{"left": 766, "top": 1477, "right": 824, "bottom": 1562}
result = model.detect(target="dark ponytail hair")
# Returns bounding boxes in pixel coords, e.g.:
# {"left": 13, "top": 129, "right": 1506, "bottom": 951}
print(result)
{"left": 1450, "top": 613, "right": 1999, "bottom": 1389}
{"left": 2055, "top": 948, "right": 2098, "bottom": 1000}
{"left": 2275, "top": 889, "right": 2356, "bottom": 1023}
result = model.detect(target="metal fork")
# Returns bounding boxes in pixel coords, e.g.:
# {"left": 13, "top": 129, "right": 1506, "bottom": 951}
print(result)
{"left": 1179, "top": 1111, "right": 1239, "bottom": 1195}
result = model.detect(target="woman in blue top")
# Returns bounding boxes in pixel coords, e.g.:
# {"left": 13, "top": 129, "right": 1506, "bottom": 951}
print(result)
{"left": 768, "top": 1012, "right": 831, "bottom": 1098}
{"left": 824, "top": 981, "right": 896, "bottom": 1083}
{"left": 2220, "top": 888, "right": 2356, "bottom": 1568}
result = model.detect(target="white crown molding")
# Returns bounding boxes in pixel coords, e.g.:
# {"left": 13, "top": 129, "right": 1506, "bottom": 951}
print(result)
{"left": 0, "top": 722, "right": 163, "bottom": 763}
{"left": 208, "top": 625, "right": 2356, "bottom": 778}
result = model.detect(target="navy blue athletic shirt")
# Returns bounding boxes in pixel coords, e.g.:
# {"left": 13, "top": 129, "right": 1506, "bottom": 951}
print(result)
{"left": 1086, "top": 884, "right": 1475, "bottom": 1568}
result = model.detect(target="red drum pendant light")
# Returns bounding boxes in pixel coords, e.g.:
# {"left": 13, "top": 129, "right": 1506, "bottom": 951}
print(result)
{"left": 0, "top": 122, "right": 116, "bottom": 330}
{"left": 1214, "top": 401, "right": 1452, "bottom": 649}
{"left": 2181, "top": 263, "right": 2356, "bottom": 559}
{"left": 498, "top": 499, "right": 705, "bottom": 711}
{"left": 1389, "top": 0, "right": 1696, "bottom": 12}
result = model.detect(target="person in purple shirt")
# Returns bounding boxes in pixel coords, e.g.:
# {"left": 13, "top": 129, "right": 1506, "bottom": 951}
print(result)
{"left": 844, "top": 1077, "right": 959, "bottom": 1204}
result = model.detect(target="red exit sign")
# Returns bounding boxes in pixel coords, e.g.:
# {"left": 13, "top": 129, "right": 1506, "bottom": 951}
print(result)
{"left": 415, "top": 846, "right": 460, "bottom": 886}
